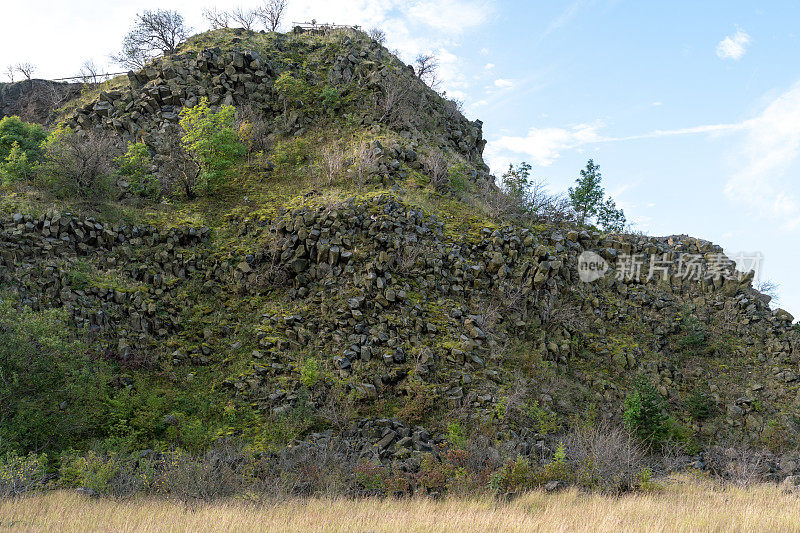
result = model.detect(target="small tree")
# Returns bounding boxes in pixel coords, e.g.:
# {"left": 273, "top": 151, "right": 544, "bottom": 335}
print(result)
{"left": 36, "top": 127, "right": 120, "bottom": 198}
{"left": 79, "top": 60, "right": 100, "bottom": 85}
{"left": 0, "top": 142, "right": 34, "bottom": 183}
{"left": 113, "top": 10, "right": 189, "bottom": 69}
{"left": 414, "top": 53, "right": 439, "bottom": 88}
{"left": 569, "top": 159, "right": 605, "bottom": 226}
{"left": 501, "top": 162, "right": 533, "bottom": 204}
{"left": 202, "top": 7, "right": 230, "bottom": 29}
{"left": 178, "top": 97, "right": 246, "bottom": 197}
{"left": 623, "top": 378, "right": 669, "bottom": 448}
{"left": 14, "top": 62, "right": 35, "bottom": 82}
{"left": 256, "top": 0, "right": 289, "bottom": 32}
{"left": 116, "top": 142, "right": 160, "bottom": 199}
{"left": 230, "top": 6, "right": 258, "bottom": 31}
{"left": 4, "top": 65, "right": 15, "bottom": 83}
{"left": 597, "top": 197, "right": 626, "bottom": 233}
{"left": 368, "top": 27, "right": 386, "bottom": 45}
{"left": 568, "top": 159, "right": 626, "bottom": 231}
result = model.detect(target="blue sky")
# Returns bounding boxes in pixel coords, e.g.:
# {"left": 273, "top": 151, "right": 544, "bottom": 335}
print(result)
{"left": 1, "top": 1, "right": 798, "bottom": 318}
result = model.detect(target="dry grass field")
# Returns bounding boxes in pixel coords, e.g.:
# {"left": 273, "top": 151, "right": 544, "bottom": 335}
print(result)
{"left": 1, "top": 475, "right": 799, "bottom": 532}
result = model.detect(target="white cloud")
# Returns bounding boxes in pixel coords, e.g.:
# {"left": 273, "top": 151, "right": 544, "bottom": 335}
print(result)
{"left": 716, "top": 29, "right": 751, "bottom": 60}
{"left": 485, "top": 62, "right": 495, "bottom": 70}
{"left": 485, "top": 122, "right": 605, "bottom": 168}
{"left": 479, "top": 47, "right": 489, "bottom": 55}
{"left": 486, "top": 79, "right": 800, "bottom": 230}
{"left": 652, "top": 101, "right": 662, "bottom": 106}
{"left": 485, "top": 120, "right": 744, "bottom": 171}
{"left": 724, "top": 81, "right": 800, "bottom": 229}
{"left": 407, "top": 0, "right": 495, "bottom": 34}
{"left": 494, "top": 78, "right": 514, "bottom": 88}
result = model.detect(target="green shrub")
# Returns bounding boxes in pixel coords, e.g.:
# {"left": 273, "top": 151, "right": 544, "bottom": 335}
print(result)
{"left": 446, "top": 421, "right": 467, "bottom": 449}
{"left": 0, "top": 115, "right": 46, "bottom": 161}
{"left": 320, "top": 85, "right": 341, "bottom": 111}
{"left": 678, "top": 314, "right": 707, "bottom": 352}
{"left": 299, "top": 359, "right": 320, "bottom": 388}
{"left": 685, "top": 388, "right": 714, "bottom": 421}
{"left": 489, "top": 455, "right": 535, "bottom": 494}
{"left": 0, "top": 450, "right": 48, "bottom": 497}
{"left": 273, "top": 138, "right": 310, "bottom": 168}
{"left": 0, "top": 293, "right": 113, "bottom": 454}
{"left": 354, "top": 460, "right": 389, "bottom": 492}
{"left": 527, "top": 400, "right": 560, "bottom": 436}
{"left": 179, "top": 97, "right": 245, "bottom": 196}
{"left": 623, "top": 378, "right": 669, "bottom": 447}
{"left": 274, "top": 72, "right": 315, "bottom": 116}
{"left": 447, "top": 164, "right": 469, "bottom": 192}
{"left": 116, "top": 141, "right": 160, "bottom": 199}
{"left": 0, "top": 142, "right": 35, "bottom": 183}
{"left": 59, "top": 451, "right": 119, "bottom": 493}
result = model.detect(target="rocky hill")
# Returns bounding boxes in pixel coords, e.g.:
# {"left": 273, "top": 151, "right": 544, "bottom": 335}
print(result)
{"left": 1, "top": 27, "right": 799, "bottom": 496}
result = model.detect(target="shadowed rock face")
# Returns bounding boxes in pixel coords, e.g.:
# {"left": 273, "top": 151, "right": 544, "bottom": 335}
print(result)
{"left": 0, "top": 79, "right": 82, "bottom": 124}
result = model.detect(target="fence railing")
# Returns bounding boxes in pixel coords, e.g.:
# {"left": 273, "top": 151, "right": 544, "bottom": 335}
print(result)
{"left": 291, "top": 22, "right": 360, "bottom": 32}
{"left": 49, "top": 72, "right": 129, "bottom": 83}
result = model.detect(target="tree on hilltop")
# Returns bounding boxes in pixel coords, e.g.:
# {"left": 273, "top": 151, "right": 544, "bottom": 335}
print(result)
{"left": 256, "top": 0, "right": 289, "bottom": 32}
{"left": 569, "top": 159, "right": 626, "bottom": 232}
{"left": 112, "top": 10, "right": 190, "bottom": 69}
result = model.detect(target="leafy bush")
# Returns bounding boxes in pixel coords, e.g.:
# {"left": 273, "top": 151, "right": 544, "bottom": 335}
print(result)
{"left": 0, "top": 450, "right": 47, "bottom": 497}
{"left": 59, "top": 451, "right": 119, "bottom": 494}
{"left": 489, "top": 455, "right": 535, "bottom": 494}
{"left": 299, "top": 358, "right": 320, "bottom": 388}
{"left": 0, "top": 115, "right": 46, "bottom": 161}
{"left": 274, "top": 72, "right": 315, "bottom": 118}
{"left": 0, "top": 293, "right": 113, "bottom": 454}
{"left": 623, "top": 378, "right": 669, "bottom": 447}
{"left": 0, "top": 142, "right": 35, "bottom": 183}
{"left": 446, "top": 421, "right": 467, "bottom": 449}
{"left": 116, "top": 141, "right": 160, "bottom": 198}
{"left": 179, "top": 97, "right": 245, "bottom": 196}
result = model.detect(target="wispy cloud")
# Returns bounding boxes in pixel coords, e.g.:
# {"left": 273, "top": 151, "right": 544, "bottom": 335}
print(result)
{"left": 406, "top": 0, "right": 496, "bottom": 34}
{"left": 716, "top": 29, "right": 751, "bottom": 60}
{"left": 486, "top": 80, "right": 800, "bottom": 230}
{"left": 493, "top": 78, "right": 514, "bottom": 88}
{"left": 535, "top": 0, "right": 587, "bottom": 46}
{"left": 486, "top": 120, "right": 744, "bottom": 168}
{"left": 724, "top": 81, "right": 800, "bottom": 229}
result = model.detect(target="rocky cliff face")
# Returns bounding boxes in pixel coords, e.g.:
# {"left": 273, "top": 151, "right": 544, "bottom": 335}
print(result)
{"left": 0, "top": 79, "right": 82, "bottom": 124}
{"left": 2, "top": 27, "right": 800, "bottom": 484}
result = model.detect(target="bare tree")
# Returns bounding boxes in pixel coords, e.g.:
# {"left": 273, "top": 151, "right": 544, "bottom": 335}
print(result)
{"left": 4, "top": 65, "right": 14, "bottom": 83}
{"left": 368, "top": 27, "right": 386, "bottom": 45}
{"left": 414, "top": 53, "right": 439, "bottom": 88}
{"left": 256, "top": 0, "right": 288, "bottom": 32}
{"left": 80, "top": 60, "right": 100, "bottom": 85}
{"left": 15, "top": 62, "right": 35, "bottom": 82}
{"left": 756, "top": 279, "right": 780, "bottom": 305}
{"left": 112, "top": 10, "right": 190, "bottom": 69}
{"left": 202, "top": 7, "right": 230, "bottom": 29}
{"left": 230, "top": 6, "right": 258, "bottom": 30}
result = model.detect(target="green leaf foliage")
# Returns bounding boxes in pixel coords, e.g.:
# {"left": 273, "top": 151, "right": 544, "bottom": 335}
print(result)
{"left": 0, "top": 116, "right": 46, "bottom": 161}
{"left": 179, "top": 97, "right": 246, "bottom": 195}
{"left": 0, "top": 294, "right": 114, "bottom": 455}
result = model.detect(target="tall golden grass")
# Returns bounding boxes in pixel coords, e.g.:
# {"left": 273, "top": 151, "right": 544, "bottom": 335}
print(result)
{"left": 1, "top": 475, "right": 798, "bottom": 532}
